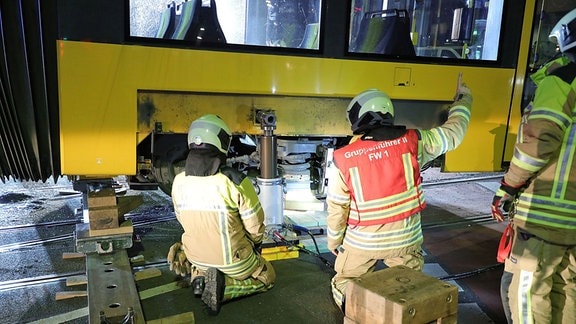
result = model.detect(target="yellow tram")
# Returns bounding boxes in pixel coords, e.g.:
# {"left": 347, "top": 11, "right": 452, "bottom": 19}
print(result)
{"left": 54, "top": 0, "right": 568, "bottom": 191}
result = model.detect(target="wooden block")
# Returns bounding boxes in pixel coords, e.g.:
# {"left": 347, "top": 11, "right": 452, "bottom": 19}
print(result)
{"left": 134, "top": 268, "right": 162, "bottom": 281}
{"left": 87, "top": 188, "right": 117, "bottom": 208}
{"left": 130, "top": 254, "right": 145, "bottom": 264}
{"left": 55, "top": 291, "right": 87, "bottom": 300}
{"left": 146, "top": 312, "right": 195, "bottom": 324}
{"left": 62, "top": 252, "right": 85, "bottom": 259}
{"left": 345, "top": 266, "right": 458, "bottom": 324}
{"left": 88, "top": 206, "right": 119, "bottom": 230}
{"left": 89, "top": 220, "right": 133, "bottom": 236}
{"left": 66, "top": 275, "right": 88, "bottom": 286}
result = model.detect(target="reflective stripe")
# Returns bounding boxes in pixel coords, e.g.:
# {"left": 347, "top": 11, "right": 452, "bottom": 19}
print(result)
{"left": 515, "top": 194, "right": 576, "bottom": 229}
{"left": 553, "top": 123, "right": 576, "bottom": 198}
{"left": 510, "top": 147, "right": 548, "bottom": 172}
{"left": 343, "top": 217, "right": 423, "bottom": 251}
{"left": 327, "top": 226, "right": 346, "bottom": 241}
{"left": 331, "top": 277, "right": 345, "bottom": 308}
{"left": 517, "top": 269, "right": 534, "bottom": 324}
{"left": 528, "top": 109, "right": 571, "bottom": 129}
{"left": 448, "top": 106, "right": 471, "bottom": 122}
{"left": 349, "top": 167, "right": 364, "bottom": 201}
{"left": 327, "top": 191, "right": 349, "bottom": 204}
{"left": 239, "top": 204, "right": 262, "bottom": 220}
{"left": 348, "top": 187, "right": 424, "bottom": 225}
{"left": 352, "top": 185, "right": 423, "bottom": 210}
{"left": 191, "top": 251, "right": 259, "bottom": 278}
{"left": 403, "top": 153, "right": 414, "bottom": 187}
{"left": 219, "top": 210, "right": 233, "bottom": 263}
{"left": 514, "top": 208, "right": 576, "bottom": 229}
{"left": 224, "top": 276, "right": 268, "bottom": 300}
{"left": 429, "top": 127, "right": 448, "bottom": 150}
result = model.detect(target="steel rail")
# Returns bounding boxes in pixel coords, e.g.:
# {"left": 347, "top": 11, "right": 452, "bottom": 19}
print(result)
{"left": 422, "top": 214, "right": 498, "bottom": 229}
{"left": 422, "top": 174, "right": 503, "bottom": 187}
{"left": 0, "top": 215, "right": 177, "bottom": 252}
{"left": 0, "top": 234, "right": 74, "bottom": 252}
{"left": 0, "top": 270, "right": 84, "bottom": 291}
{"left": 0, "top": 262, "right": 169, "bottom": 292}
{"left": 0, "top": 219, "right": 79, "bottom": 232}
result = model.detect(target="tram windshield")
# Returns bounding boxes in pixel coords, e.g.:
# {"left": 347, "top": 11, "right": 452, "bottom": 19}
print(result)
{"left": 128, "top": 0, "right": 504, "bottom": 61}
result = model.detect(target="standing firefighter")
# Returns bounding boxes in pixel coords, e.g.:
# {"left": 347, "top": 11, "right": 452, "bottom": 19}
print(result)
{"left": 167, "top": 114, "right": 275, "bottom": 315}
{"left": 491, "top": 9, "right": 576, "bottom": 324}
{"left": 326, "top": 79, "right": 472, "bottom": 312}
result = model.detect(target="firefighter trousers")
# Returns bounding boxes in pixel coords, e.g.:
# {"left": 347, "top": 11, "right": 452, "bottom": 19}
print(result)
{"left": 330, "top": 246, "right": 424, "bottom": 310}
{"left": 504, "top": 230, "right": 576, "bottom": 324}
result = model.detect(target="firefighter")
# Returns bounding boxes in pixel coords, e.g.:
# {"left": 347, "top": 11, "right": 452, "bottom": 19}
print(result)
{"left": 491, "top": 8, "right": 576, "bottom": 324}
{"left": 326, "top": 79, "right": 472, "bottom": 312}
{"left": 167, "top": 114, "right": 275, "bottom": 315}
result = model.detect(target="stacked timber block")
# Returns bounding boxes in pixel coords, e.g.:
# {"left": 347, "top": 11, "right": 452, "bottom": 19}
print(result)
{"left": 345, "top": 266, "right": 458, "bottom": 324}
{"left": 87, "top": 188, "right": 119, "bottom": 232}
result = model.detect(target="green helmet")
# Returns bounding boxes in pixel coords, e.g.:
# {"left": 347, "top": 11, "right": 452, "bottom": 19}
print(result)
{"left": 187, "top": 114, "right": 231, "bottom": 154}
{"left": 346, "top": 89, "right": 394, "bottom": 134}
{"left": 549, "top": 8, "right": 576, "bottom": 53}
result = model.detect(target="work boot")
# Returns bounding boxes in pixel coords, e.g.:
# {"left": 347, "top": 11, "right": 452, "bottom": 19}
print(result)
{"left": 201, "top": 268, "right": 225, "bottom": 315}
{"left": 191, "top": 276, "right": 205, "bottom": 297}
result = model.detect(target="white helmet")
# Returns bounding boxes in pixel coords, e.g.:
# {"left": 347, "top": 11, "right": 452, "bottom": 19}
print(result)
{"left": 187, "top": 114, "right": 231, "bottom": 154}
{"left": 549, "top": 9, "right": 576, "bottom": 53}
{"left": 346, "top": 89, "right": 394, "bottom": 134}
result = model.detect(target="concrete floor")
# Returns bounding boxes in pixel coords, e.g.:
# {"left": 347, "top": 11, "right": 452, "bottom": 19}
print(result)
{"left": 0, "top": 167, "right": 507, "bottom": 324}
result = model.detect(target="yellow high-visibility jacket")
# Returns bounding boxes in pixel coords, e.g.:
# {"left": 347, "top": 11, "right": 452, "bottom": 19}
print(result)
{"left": 171, "top": 167, "right": 265, "bottom": 277}
{"left": 505, "top": 57, "right": 576, "bottom": 245}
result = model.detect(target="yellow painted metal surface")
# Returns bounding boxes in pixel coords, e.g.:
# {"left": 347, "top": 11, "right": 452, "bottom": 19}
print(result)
{"left": 262, "top": 245, "right": 300, "bottom": 261}
{"left": 138, "top": 92, "right": 351, "bottom": 138}
{"left": 502, "top": 0, "right": 537, "bottom": 167}
{"left": 58, "top": 40, "right": 522, "bottom": 175}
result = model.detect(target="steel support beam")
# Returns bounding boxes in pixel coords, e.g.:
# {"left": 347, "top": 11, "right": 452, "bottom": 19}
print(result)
{"left": 86, "top": 250, "right": 144, "bottom": 323}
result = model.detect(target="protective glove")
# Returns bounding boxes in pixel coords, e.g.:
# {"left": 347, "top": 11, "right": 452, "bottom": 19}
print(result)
{"left": 167, "top": 242, "right": 192, "bottom": 276}
{"left": 491, "top": 180, "right": 523, "bottom": 222}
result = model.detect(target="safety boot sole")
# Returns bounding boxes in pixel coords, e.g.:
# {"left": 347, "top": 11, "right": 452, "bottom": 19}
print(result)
{"left": 201, "top": 268, "right": 224, "bottom": 314}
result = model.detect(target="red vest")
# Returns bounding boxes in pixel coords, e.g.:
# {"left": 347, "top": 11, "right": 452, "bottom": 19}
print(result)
{"left": 333, "top": 130, "right": 425, "bottom": 226}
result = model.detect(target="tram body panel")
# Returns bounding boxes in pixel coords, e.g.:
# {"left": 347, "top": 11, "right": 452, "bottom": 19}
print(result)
{"left": 58, "top": 40, "right": 518, "bottom": 176}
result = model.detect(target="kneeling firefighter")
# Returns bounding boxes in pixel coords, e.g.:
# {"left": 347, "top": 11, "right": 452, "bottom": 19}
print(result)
{"left": 167, "top": 114, "right": 275, "bottom": 314}
{"left": 326, "top": 79, "right": 472, "bottom": 312}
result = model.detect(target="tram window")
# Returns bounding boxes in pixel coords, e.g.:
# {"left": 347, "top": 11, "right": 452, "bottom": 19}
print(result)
{"left": 128, "top": 0, "right": 322, "bottom": 50}
{"left": 348, "top": 0, "right": 504, "bottom": 61}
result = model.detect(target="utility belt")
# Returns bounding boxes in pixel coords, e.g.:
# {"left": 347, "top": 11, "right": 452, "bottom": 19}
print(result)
{"left": 506, "top": 198, "right": 575, "bottom": 249}
{"left": 516, "top": 228, "right": 576, "bottom": 248}
{"left": 498, "top": 223, "right": 575, "bottom": 263}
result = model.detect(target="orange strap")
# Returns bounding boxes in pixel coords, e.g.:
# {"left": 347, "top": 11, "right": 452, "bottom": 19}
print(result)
{"left": 497, "top": 224, "right": 514, "bottom": 263}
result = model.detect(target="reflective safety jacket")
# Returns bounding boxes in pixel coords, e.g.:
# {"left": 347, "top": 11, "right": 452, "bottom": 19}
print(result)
{"left": 171, "top": 167, "right": 265, "bottom": 275}
{"left": 332, "top": 129, "right": 425, "bottom": 227}
{"left": 326, "top": 101, "right": 471, "bottom": 256}
{"left": 505, "top": 57, "right": 576, "bottom": 245}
